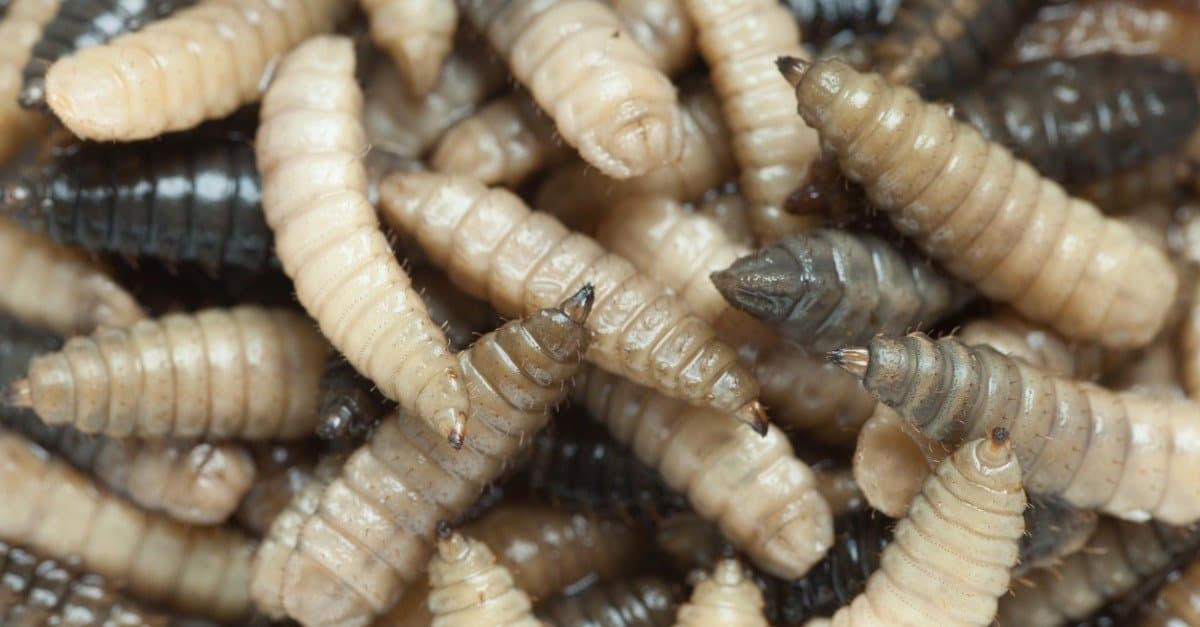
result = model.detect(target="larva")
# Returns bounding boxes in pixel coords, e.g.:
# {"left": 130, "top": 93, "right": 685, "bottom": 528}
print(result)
{"left": 381, "top": 172, "right": 766, "bottom": 431}
{"left": 611, "top": 0, "right": 695, "bottom": 75}
{"left": 781, "top": 57, "right": 1178, "bottom": 349}
{"left": 537, "top": 576, "right": 682, "bottom": 627}
{"left": 697, "top": 187, "right": 754, "bottom": 247}
{"left": 461, "top": 0, "right": 684, "bottom": 179}
{"left": 263, "top": 288, "right": 594, "bottom": 625}
{"left": 256, "top": 36, "right": 471, "bottom": 446}
{"left": 811, "top": 431, "right": 1025, "bottom": 627}
{"left": 576, "top": 365, "right": 833, "bottom": 579}
{"left": 0, "top": 430, "right": 257, "bottom": 621}
{"left": 431, "top": 92, "right": 569, "bottom": 187}
{"left": 0, "top": 218, "right": 143, "bottom": 336}
{"left": 673, "top": 558, "right": 769, "bottom": 627}
{"left": 783, "top": 0, "right": 901, "bottom": 44}
{"left": 711, "top": 228, "right": 973, "bottom": 353}
{"left": 2, "top": 134, "right": 273, "bottom": 274}
{"left": 851, "top": 403, "right": 942, "bottom": 518}
{"left": 951, "top": 54, "right": 1200, "bottom": 187}
{"left": 809, "top": 463, "right": 863, "bottom": 517}
{"left": 0, "top": 0, "right": 60, "bottom": 167}
{"left": 1014, "top": 493, "right": 1099, "bottom": 578}
{"left": 1138, "top": 555, "right": 1200, "bottom": 625}
{"left": 957, "top": 309, "right": 1108, "bottom": 380}
{"left": 11, "top": 306, "right": 330, "bottom": 439}
{"left": 44, "top": 0, "right": 352, "bottom": 141}
{"left": 835, "top": 333, "right": 1200, "bottom": 524}
{"left": 315, "top": 358, "right": 388, "bottom": 443}
{"left": 684, "top": 0, "right": 821, "bottom": 242}
{"left": 1107, "top": 333, "right": 1187, "bottom": 401}
{"left": 235, "top": 442, "right": 319, "bottom": 537}
{"left": 360, "top": 0, "right": 456, "bottom": 96}
{"left": 0, "top": 540, "right": 169, "bottom": 626}
{"left": 19, "top": 0, "right": 197, "bottom": 110}
{"left": 426, "top": 527, "right": 543, "bottom": 627}
{"left": 870, "top": 0, "right": 1038, "bottom": 97}
{"left": 1181, "top": 281, "right": 1200, "bottom": 401}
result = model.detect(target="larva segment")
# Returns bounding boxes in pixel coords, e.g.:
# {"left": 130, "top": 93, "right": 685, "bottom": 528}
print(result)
{"left": 711, "top": 229, "right": 973, "bottom": 353}
{"left": 852, "top": 403, "right": 942, "bottom": 518}
{"left": 0, "top": 218, "right": 143, "bottom": 336}
{"left": 1136, "top": 557, "right": 1200, "bottom": 625}
{"left": 684, "top": 0, "right": 821, "bottom": 242}
{"left": 265, "top": 289, "right": 594, "bottom": 625}
{"left": 957, "top": 309, "right": 1107, "bottom": 380}
{"left": 381, "top": 172, "right": 766, "bottom": 431}
{"left": 837, "top": 333, "right": 1200, "bottom": 524}
{"left": 13, "top": 306, "right": 330, "bottom": 439}
{"left": 538, "top": 576, "right": 683, "bottom": 627}
{"left": 781, "top": 57, "right": 1178, "bottom": 349}
{"left": 697, "top": 188, "right": 754, "bottom": 247}
{"left": 612, "top": 0, "right": 695, "bottom": 75}
{"left": 0, "top": 540, "right": 169, "bottom": 626}
{"left": 431, "top": 92, "right": 569, "bottom": 187}
{"left": 235, "top": 442, "right": 319, "bottom": 537}
{"left": 461, "top": 0, "right": 684, "bottom": 179}
{"left": 426, "top": 529, "right": 544, "bottom": 627}
{"left": 783, "top": 0, "right": 901, "bottom": 44}
{"left": 360, "top": 0, "right": 456, "bottom": 96}
{"left": 0, "top": 0, "right": 60, "bottom": 167}
{"left": 256, "top": 35, "right": 470, "bottom": 446}
{"left": 673, "top": 559, "right": 768, "bottom": 627}
{"left": 0, "top": 431, "right": 257, "bottom": 621}
{"left": 44, "top": 0, "right": 352, "bottom": 141}
{"left": 576, "top": 365, "right": 834, "bottom": 579}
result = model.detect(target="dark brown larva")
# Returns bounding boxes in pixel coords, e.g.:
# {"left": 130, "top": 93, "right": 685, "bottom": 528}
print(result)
{"left": 537, "top": 576, "right": 684, "bottom": 627}
{"left": 314, "top": 358, "right": 387, "bottom": 443}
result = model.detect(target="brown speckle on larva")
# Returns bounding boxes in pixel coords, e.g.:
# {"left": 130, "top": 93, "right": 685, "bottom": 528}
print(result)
{"left": 612, "top": 0, "right": 696, "bottom": 75}
{"left": 0, "top": 430, "right": 257, "bottom": 621}
{"left": 461, "top": 0, "right": 684, "bottom": 179}
{"left": 0, "top": 0, "right": 60, "bottom": 166}
{"left": 780, "top": 56, "right": 1178, "bottom": 349}
{"left": 672, "top": 558, "right": 768, "bottom": 627}
{"left": 381, "top": 172, "right": 768, "bottom": 432}
{"left": 361, "top": 0, "right": 457, "bottom": 96}
{"left": 44, "top": 0, "right": 353, "bottom": 141}
{"left": 431, "top": 92, "right": 570, "bottom": 187}
{"left": 426, "top": 530, "right": 544, "bottom": 626}
{"left": 11, "top": 306, "right": 330, "bottom": 440}
{"left": 256, "top": 35, "right": 472, "bottom": 446}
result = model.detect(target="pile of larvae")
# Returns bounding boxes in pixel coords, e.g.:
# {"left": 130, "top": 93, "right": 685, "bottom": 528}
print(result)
{"left": 7, "top": 0, "right": 1200, "bottom": 625}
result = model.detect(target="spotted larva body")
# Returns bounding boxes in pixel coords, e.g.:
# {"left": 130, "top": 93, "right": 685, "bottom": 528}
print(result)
{"left": 431, "top": 92, "right": 569, "bottom": 187}
{"left": 837, "top": 333, "right": 1200, "bottom": 524}
{"left": 44, "top": 0, "right": 352, "bottom": 141}
{"left": 783, "top": 0, "right": 901, "bottom": 44}
{"left": 684, "top": 0, "right": 821, "bottom": 241}
{"left": 426, "top": 530, "right": 544, "bottom": 627}
{"left": 0, "top": 540, "right": 169, "bottom": 626}
{"left": 361, "top": 0, "right": 455, "bottom": 96}
{"left": 381, "top": 172, "right": 767, "bottom": 430}
{"left": 538, "top": 576, "right": 683, "bottom": 627}
{"left": 260, "top": 289, "right": 594, "bottom": 625}
{"left": 673, "top": 558, "right": 769, "bottom": 627}
{"left": 11, "top": 306, "right": 329, "bottom": 439}
{"left": 0, "top": 218, "right": 143, "bottom": 336}
{"left": 257, "top": 36, "right": 471, "bottom": 445}
{"left": 0, "top": 0, "right": 60, "bottom": 166}
{"left": 0, "top": 430, "right": 257, "bottom": 621}
{"left": 576, "top": 365, "right": 833, "bottom": 579}
{"left": 781, "top": 57, "right": 1178, "bottom": 349}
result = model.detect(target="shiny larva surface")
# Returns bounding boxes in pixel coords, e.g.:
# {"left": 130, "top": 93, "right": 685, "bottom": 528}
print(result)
{"left": 673, "top": 559, "right": 769, "bottom": 627}
{"left": 432, "top": 92, "right": 569, "bottom": 187}
{"left": 361, "top": 0, "right": 456, "bottom": 96}
{"left": 537, "top": 576, "right": 683, "bottom": 627}
{"left": 426, "top": 531, "right": 543, "bottom": 627}
{"left": 783, "top": 0, "right": 901, "bottom": 43}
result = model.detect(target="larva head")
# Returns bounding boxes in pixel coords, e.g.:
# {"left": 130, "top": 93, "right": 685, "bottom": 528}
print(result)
{"left": 522, "top": 285, "right": 595, "bottom": 363}
{"left": 777, "top": 56, "right": 858, "bottom": 131}
{"left": 957, "top": 428, "right": 1022, "bottom": 488}
{"left": 710, "top": 243, "right": 808, "bottom": 326}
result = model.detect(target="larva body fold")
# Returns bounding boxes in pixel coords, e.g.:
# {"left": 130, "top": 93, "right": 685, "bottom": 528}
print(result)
{"left": 0, "top": 0, "right": 61, "bottom": 166}
{"left": 537, "top": 576, "right": 683, "bottom": 627}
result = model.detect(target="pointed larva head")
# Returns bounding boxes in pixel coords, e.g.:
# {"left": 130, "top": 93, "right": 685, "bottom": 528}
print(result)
{"left": 524, "top": 285, "right": 596, "bottom": 363}
{"left": 778, "top": 57, "right": 853, "bottom": 128}
{"left": 710, "top": 244, "right": 809, "bottom": 325}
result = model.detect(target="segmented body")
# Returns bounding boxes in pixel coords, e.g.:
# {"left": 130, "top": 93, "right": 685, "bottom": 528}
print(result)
{"left": 411, "top": 265, "right": 502, "bottom": 352}
{"left": 673, "top": 559, "right": 769, "bottom": 627}
{"left": 0, "top": 0, "right": 61, "bottom": 166}
{"left": 783, "top": 0, "right": 901, "bottom": 43}
{"left": 957, "top": 309, "right": 1107, "bottom": 380}
{"left": 0, "top": 314, "right": 60, "bottom": 389}
{"left": 432, "top": 92, "right": 568, "bottom": 187}
{"left": 538, "top": 576, "right": 683, "bottom": 627}
{"left": 612, "top": 0, "right": 694, "bottom": 74}
{"left": 426, "top": 531, "right": 543, "bottom": 627}
{"left": 783, "top": 57, "right": 1177, "bottom": 349}
{"left": 360, "top": 0, "right": 456, "bottom": 96}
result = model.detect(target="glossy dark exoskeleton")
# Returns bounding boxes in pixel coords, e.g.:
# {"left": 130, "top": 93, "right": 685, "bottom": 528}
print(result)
{"left": 537, "top": 576, "right": 684, "bottom": 627}
{"left": 315, "top": 358, "right": 389, "bottom": 443}
{"left": 783, "top": 0, "right": 901, "bottom": 44}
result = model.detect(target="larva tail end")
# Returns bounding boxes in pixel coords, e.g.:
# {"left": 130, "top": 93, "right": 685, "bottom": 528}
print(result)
{"left": 436, "top": 519, "right": 453, "bottom": 541}
{"left": 777, "top": 56, "right": 811, "bottom": 88}
{"left": 5, "top": 379, "right": 31, "bottom": 408}
{"left": 435, "top": 529, "right": 470, "bottom": 561}
{"left": 736, "top": 401, "right": 771, "bottom": 436}
{"left": 712, "top": 558, "right": 745, "bottom": 585}
{"left": 828, "top": 347, "right": 869, "bottom": 378}
{"left": 709, "top": 252, "right": 801, "bottom": 324}
{"left": 561, "top": 284, "right": 596, "bottom": 324}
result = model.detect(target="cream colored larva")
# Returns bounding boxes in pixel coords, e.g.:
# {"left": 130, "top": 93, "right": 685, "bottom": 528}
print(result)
{"left": 461, "top": 0, "right": 684, "bottom": 179}
{"left": 10, "top": 306, "right": 329, "bottom": 440}
{"left": 672, "top": 559, "right": 768, "bottom": 627}
{"left": 426, "top": 530, "right": 544, "bottom": 627}
{"left": 0, "top": 430, "right": 257, "bottom": 622}
{"left": 697, "top": 188, "right": 754, "bottom": 247}
{"left": 612, "top": 0, "right": 696, "bottom": 75}
{"left": 360, "top": 0, "right": 457, "bottom": 96}
{"left": 44, "top": 0, "right": 353, "bottom": 141}
{"left": 256, "top": 35, "right": 471, "bottom": 446}
{"left": 431, "top": 92, "right": 570, "bottom": 187}
{"left": 0, "top": 0, "right": 59, "bottom": 166}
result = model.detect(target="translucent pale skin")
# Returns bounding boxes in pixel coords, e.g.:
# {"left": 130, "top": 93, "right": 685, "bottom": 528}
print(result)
{"left": 360, "top": 0, "right": 456, "bottom": 96}
{"left": 256, "top": 35, "right": 470, "bottom": 444}
{"left": 426, "top": 532, "right": 544, "bottom": 627}
{"left": 15, "top": 306, "right": 330, "bottom": 439}
{"left": 0, "top": 0, "right": 59, "bottom": 165}
{"left": 461, "top": 0, "right": 684, "bottom": 179}
{"left": 0, "top": 218, "right": 143, "bottom": 336}
{"left": 381, "top": 172, "right": 765, "bottom": 427}
{"left": 612, "top": 0, "right": 695, "bottom": 75}
{"left": 537, "top": 576, "right": 682, "bottom": 627}
{"left": 576, "top": 365, "right": 834, "bottom": 579}
{"left": 0, "top": 431, "right": 257, "bottom": 621}
{"left": 672, "top": 559, "right": 768, "bottom": 627}
{"left": 783, "top": 57, "right": 1178, "bottom": 349}
{"left": 684, "top": 0, "right": 821, "bottom": 241}
{"left": 432, "top": 93, "right": 569, "bottom": 187}
{"left": 44, "top": 0, "right": 353, "bottom": 141}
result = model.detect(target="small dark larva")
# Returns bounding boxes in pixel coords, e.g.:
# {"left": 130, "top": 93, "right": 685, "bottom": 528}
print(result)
{"left": 673, "top": 558, "right": 769, "bottom": 627}
{"left": 537, "top": 576, "right": 683, "bottom": 627}
{"left": 783, "top": 0, "right": 901, "bottom": 44}
{"left": 425, "top": 528, "right": 543, "bottom": 626}
{"left": 314, "top": 358, "right": 387, "bottom": 443}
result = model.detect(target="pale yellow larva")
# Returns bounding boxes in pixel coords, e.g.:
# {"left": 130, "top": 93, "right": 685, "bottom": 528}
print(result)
{"left": 672, "top": 559, "right": 768, "bottom": 627}
{"left": 0, "top": 0, "right": 60, "bottom": 166}
{"left": 425, "top": 530, "right": 544, "bottom": 627}
{"left": 360, "top": 0, "right": 457, "bottom": 96}
{"left": 431, "top": 92, "right": 570, "bottom": 187}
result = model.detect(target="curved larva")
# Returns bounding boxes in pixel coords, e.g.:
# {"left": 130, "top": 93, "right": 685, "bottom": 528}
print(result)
{"left": 612, "top": 0, "right": 695, "bottom": 75}
{"left": 697, "top": 188, "right": 754, "bottom": 247}
{"left": 781, "top": 57, "right": 1178, "bottom": 349}
{"left": 684, "top": 0, "right": 821, "bottom": 242}
{"left": 538, "top": 576, "right": 682, "bottom": 627}
{"left": 673, "top": 559, "right": 768, "bottom": 627}
{"left": 576, "top": 365, "right": 833, "bottom": 579}
{"left": 0, "top": 0, "right": 59, "bottom": 166}
{"left": 0, "top": 218, "right": 143, "bottom": 336}
{"left": 426, "top": 531, "right": 543, "bottom": 627}
{"left": 461, "top": 0, "right": 684, "bottom": 179}
{"left": 256, "top": 35, "right": 471, "bottom": 445}
{"left": 11, "top": 306, "right": 330, "bottom": 439}
{"left": 836, "top": 333, "right": 1200, "bottom": 524}
{"left": 263, "top": 289, "right": 593, "bottom": 625}
{"left": 0, "top": 430, "right": 257, "bottom": 621}
{"left": 381, "top": 172, "right": 767, "bottom": 430}
{"left": 361, "top": 0, "right": 456, "bottom": 96}
{"left": 431, "top": 92, "right": 569, "bottom": 187}
{"left": 1182, "top": 282, "right": 1200, "bottom": 401}
{"left": 44, "top": 0, "right": 352, "bottom": 141}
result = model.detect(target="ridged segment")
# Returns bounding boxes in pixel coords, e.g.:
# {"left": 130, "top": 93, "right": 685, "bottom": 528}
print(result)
{"left": 673, "top": 559, "right": 769, "bottom": 627}
{"left": 783, "top": 0, "right": 900, "bottom": 43}
{"left": 432, "top": 92, "right": 568, "bottom": 187}
{"left": 0, "top": 0, "right": 60, "bottom": 166}
{"left": 539, "top": 576, "right": 682, "bottom": 627}
{"left": 426, "top": 532, "right": 543, "bottom": 626}
{"left": 361, "top": 0, "right": 456, "bottom": 96}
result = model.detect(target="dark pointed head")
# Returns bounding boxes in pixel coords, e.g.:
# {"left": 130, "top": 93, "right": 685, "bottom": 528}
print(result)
{"left": 711, "top": 245, "right": 809, "bottom": 324}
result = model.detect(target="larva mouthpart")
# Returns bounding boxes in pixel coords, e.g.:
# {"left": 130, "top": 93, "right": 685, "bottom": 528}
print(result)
{"left": 673, "top": 558, "right": 769, "bottom": 627}
{"left": 426, "top": 530, "right": 543, "bottom": 626}
{"left": 612, "top": 0, "right": 695, "bottom": 75}
{"left": 0, "top": 0, "right": 60, "bottom": 167}
{"left": 538, "top": 576, "right": 684, "bottom": 627}
{"left": 361, "top": 0, "right": 457, "bottom": 96}
{"left": 431, "top": 92, "right": 569, "bottom": 187}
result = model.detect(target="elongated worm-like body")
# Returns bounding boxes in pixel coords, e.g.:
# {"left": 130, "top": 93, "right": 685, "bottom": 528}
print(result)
{"left": 612, "top": 0, "right": 694, "bottom": 75}
{"left": 382, "top": 172, "right": 766, "bottom": 430}
{"left": 537, "top": 576, "right": 683, "bottom": 627}
{"left": 697, "top": 187, "right": 754, "bottom": 247}
{"left": 257, "top": 35, "right": 470, "bottom": 445}
{"left": 432, "top": 92, "right": 569, "bottom": 187}
{"left": 361, "top": 0, "right": 455, "bottom": 96}
{"left": 781, "top": 56, "right": 1177, "bottom": 349}
{"left": 426, "top": 530, "right": 543, "bottom": 627}
{"left": 673, "top": 559, "right": 768, "bottom": 627}
{"left": 0, "top": 0, "right": 61, "bottom": 166}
